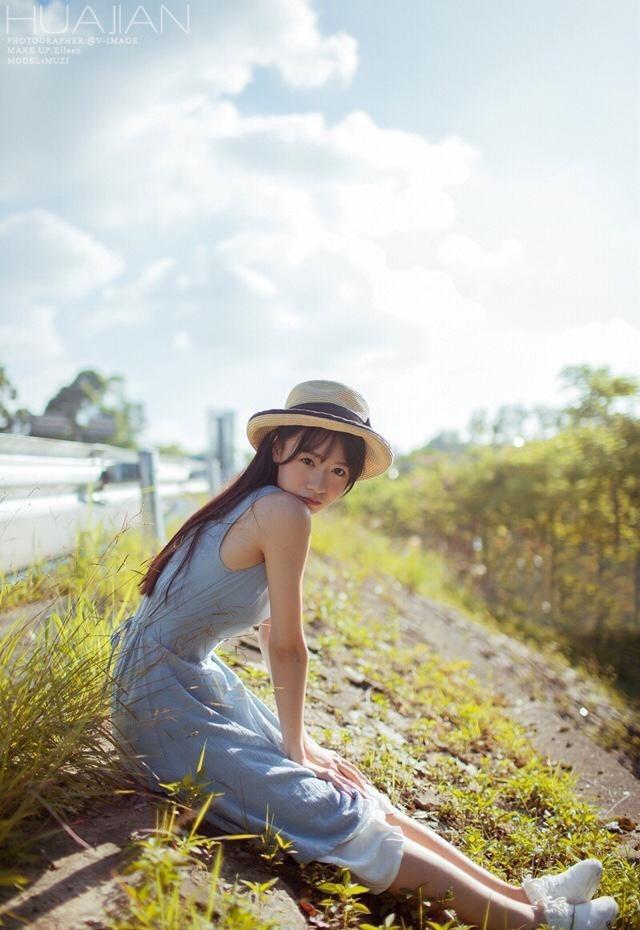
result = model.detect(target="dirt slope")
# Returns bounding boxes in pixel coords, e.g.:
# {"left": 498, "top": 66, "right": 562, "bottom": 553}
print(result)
{"left": 360, "top": 571, "right": 640, "bottom": 824}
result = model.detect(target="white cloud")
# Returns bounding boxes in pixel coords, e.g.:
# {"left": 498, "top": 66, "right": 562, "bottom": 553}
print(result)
{"left": 0, "top": 304, "right": 66, "bottom": 360}
{"left": 173, "top": 330, "right": 191, "bottom": 350}
{"left": 215, "top": 222, "right": 487, "bottom": 375}
{"left": 226, "top": 263, "right": 280, "bottom": 298}
{"left": 437, "top": 234, "right": 524, "bottom": 273}
{"left": 0, "top": 210, "right": 122, "bottom": 381}
{"left": 448, "top": 161, "right": 640, "bottom": 331}
{"left": 82, "top": 257, "right": 176, "bottom": 333}
{"left": 0, "top": 209, "right": 123, "bottom": 302}
{"left": 0, "top": 0, "right": 359, "bottom": 212}
{"left": 271, "top": 307, "right": 304, "bottom": 330}
{"left": 138, "top": 257, "right": 176, "bottom": 288}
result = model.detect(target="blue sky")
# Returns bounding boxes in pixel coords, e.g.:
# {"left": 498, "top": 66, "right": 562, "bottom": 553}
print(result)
{"left": 1, "top": 0, "right": 638, "bottom": 456}
{"left": 249, "top": 0, "right": 637, "bottom": 198}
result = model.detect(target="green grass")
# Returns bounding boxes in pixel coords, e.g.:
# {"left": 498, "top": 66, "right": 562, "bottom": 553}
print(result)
{"left": 0, "top": 521, "right": 151, "bottom": 881}
{"left": 108, "top": 786, "right": 283, "bottom": 930}
{"left": 0, "top": 508, "right": 638, "bottom": 927}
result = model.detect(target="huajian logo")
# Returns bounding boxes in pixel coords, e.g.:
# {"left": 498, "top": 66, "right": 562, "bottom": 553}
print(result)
{"left": 4, "top": 4, "right": 191, "bottom": 34}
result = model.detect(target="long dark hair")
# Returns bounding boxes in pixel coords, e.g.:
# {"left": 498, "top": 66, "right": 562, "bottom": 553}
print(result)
{"left": 138, "top": 424, "right": 366, "bottom": 600}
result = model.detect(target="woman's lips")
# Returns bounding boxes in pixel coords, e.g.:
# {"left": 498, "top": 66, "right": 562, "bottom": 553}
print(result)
{"left": 298, "top": 496, "right": 320, "bottom": 506}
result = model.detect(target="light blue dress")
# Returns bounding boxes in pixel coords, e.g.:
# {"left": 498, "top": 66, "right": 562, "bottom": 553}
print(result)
{"left": 110, "top": 484, "right": 404, "bottom": 893}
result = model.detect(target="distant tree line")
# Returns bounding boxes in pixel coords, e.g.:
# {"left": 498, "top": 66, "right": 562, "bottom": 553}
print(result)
{"left": 0, "top": 365, "right": 145, "bottom": 448}
{"left": 423, "top": 364, "right": 640, "bottom": 453}
{"left": 344, "top": 365, "right": 640, "bottom": 697}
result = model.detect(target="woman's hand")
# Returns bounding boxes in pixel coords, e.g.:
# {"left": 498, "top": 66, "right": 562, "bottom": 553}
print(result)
{"left": 302, "top": 736, "right": 373, "bottom": 798}
{"left": 298, "top": 754, "right": 364, "bottom": 799}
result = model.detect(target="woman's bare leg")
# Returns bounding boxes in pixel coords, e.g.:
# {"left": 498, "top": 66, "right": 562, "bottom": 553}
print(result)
{"left": 386, "top": 836, "right": 545, "bottom": 930}
{"left": 386, "top": 810, "right": 530, "bottom": 904}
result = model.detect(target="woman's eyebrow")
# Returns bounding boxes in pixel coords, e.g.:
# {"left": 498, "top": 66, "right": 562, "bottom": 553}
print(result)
{"left": 305, "top": 450, "right": 349, "bottom": 467}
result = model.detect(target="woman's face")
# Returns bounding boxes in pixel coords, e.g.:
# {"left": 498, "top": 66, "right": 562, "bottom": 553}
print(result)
{"left": 272, "top": 431, "right": 351, "bottom": 512}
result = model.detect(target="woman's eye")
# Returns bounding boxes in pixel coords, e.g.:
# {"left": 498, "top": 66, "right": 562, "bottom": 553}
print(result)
{"left": 300, "top": 457, "right": 347, "bottom": 478}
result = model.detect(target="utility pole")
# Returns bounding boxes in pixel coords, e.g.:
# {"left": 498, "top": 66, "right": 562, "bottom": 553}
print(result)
{"left": 207, "top": 408, "right": 236, "bottom": 488}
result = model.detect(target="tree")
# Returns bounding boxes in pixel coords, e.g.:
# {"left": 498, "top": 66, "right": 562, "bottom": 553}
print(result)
{"left": 531, "top": 404, "right": 563, "bottom": 439}
{"left": 424, "top": 430, "right": 468, "bottom": 454}
{"left": 0, "top": 366, "right": 19, "bottom": 430}
{"left": 44, "top": 369, "right": 105, "bottom": 426}
{"left": 43, "top": 369, "right": 145, "bottom": 447}
{"left": 99, "top": 375, "right": 145, "bottom": 448}
{"left": 558, "top": 364, "right": 640, "bottom": 427}
{"left": 490, "top": 403, "right": 530, "bottom": 446}
{"left": 467, "top": 408, "right": 490, "bottom": 446}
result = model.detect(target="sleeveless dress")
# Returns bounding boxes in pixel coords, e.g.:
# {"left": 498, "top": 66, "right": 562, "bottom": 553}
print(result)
{"left": 110, "top": 484, "right": 405, "bottom": 894}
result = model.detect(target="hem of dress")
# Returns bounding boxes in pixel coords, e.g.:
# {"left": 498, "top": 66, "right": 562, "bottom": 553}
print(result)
{"left": 313, "top": 783, "right": 405, "bottom": 894}
{"left": 277, "top": 788, "right": 382, "bottom": 867}
{"left": 316, "top": 813, "right": 405, "bottom": 894}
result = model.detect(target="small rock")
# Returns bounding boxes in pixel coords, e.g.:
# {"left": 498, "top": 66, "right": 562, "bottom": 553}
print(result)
{"left": 412, "top": 788, "right": 443, "bottom": 811}
{"left": 618, "top": 817, "right": 638, "bottom": 833}
{"left": 342, "top": 664, "right": 365, "bottom": 684}
{"left": 375, "top": 721, "right": 405, "bottom": 745}
{"left": 412, "top": 810, "right": 443, "bottom": 827}
{"left": 448, "top": 758, "right": 479, "bottom": 775}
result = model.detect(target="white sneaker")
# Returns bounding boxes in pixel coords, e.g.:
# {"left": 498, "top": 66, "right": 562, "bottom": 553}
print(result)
{"left": 540, "top": 894, "right": 619, "bottom": 930}
{"left": 523, "top": 859, "right": 603, "bottom": 905}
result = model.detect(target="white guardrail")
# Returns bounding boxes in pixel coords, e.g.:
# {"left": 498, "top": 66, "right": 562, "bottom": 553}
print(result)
{"left": 0, "top": 434, "right": 218, "bottom": 575}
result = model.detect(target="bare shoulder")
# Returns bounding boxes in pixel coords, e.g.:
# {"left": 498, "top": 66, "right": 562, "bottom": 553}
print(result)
{"left": 251, "top": 488, "right": 311, "bottom": 545}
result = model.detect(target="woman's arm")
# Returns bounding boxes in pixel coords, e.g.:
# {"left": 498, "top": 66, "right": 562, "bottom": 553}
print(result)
{"left": 257, "top": 619, "right": 273, "bottom": 676}
{"left": 268, "top": 644, "right": 309, "bottom": 762}
{"left": 256, "top": 494, "right": 312, "bottom": 764}
{"left": 257, "top": 619, "right": 371, "bottom": 795}
{"left": 258, "top": 619, "right": 314, "bottom": 752}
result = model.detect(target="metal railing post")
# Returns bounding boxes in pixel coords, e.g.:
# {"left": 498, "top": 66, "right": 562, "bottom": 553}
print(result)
{"left": 138, "top": 449, "right": 165, "bottom": 544}
{"left": 0, "top": 434, "right": 212, "bottom": 572}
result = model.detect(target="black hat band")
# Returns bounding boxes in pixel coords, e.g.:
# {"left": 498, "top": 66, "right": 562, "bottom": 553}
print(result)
{"left": 287, "top": 401, "right": 371, "bottom": 427}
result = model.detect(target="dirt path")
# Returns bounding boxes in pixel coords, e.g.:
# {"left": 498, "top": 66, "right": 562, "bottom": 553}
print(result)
{"left": 357, "top": 571, "right": 640, "bottom": 827}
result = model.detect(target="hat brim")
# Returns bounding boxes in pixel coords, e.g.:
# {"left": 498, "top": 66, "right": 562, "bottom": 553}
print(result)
{"left": 246, "top": 409, "right": 393, "bottom": 481}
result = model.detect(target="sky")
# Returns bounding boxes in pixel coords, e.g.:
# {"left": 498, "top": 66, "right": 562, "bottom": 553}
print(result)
{"left": 0, "top": 0, "right": 638, "bottom": 458}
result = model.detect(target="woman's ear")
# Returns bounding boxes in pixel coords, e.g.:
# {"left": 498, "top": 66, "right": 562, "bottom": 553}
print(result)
{"left": 271, "top": 438, "right": 282, "bottom": 464}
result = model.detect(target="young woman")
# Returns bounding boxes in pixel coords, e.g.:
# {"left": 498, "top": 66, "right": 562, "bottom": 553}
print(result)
{"left": 110, "top": 380, "right": 618, "bottom": 930}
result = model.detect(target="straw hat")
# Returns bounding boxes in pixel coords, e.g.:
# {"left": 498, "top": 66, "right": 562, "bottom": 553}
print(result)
{"left": 246, "top": 379, "right": 393, "bottom": 481}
